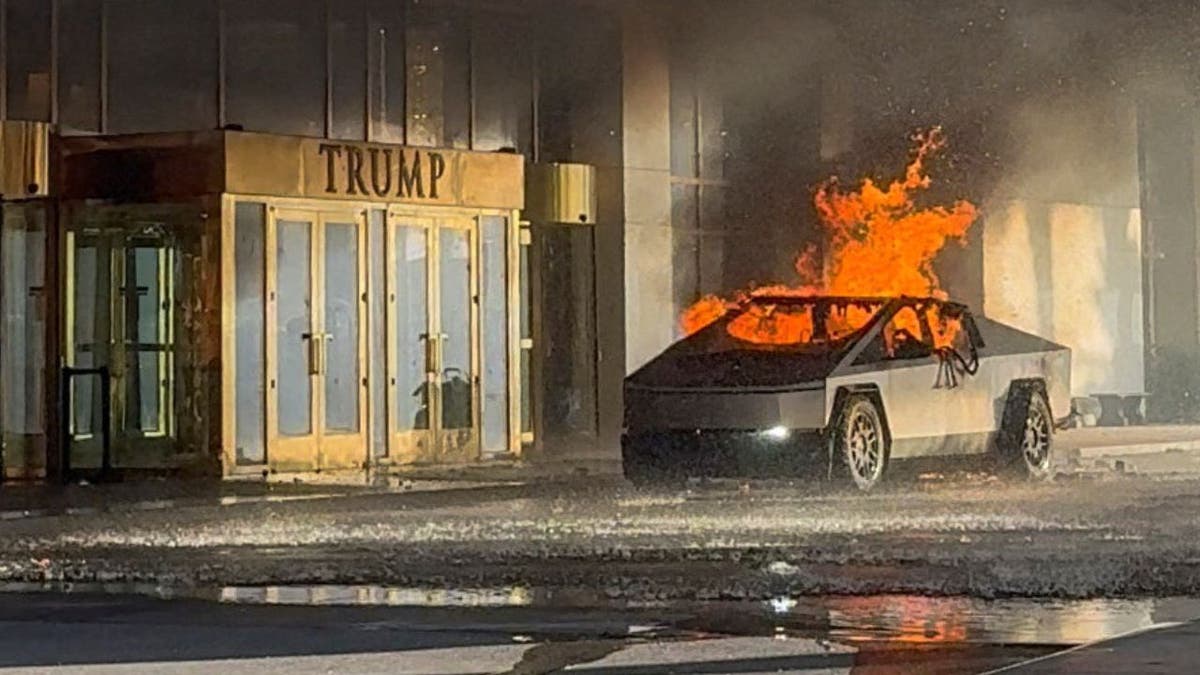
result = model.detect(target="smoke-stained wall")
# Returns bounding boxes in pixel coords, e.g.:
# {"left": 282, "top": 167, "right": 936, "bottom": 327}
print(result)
{"left": 983, "top": 90, "right": 1145, "bottom": 396}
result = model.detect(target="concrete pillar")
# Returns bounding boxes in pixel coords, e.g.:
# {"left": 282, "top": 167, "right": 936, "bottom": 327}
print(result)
{"left": 621, "top": 5, "right": 676, "bottom": 374}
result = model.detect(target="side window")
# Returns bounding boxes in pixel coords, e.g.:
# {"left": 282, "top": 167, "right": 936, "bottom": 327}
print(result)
{"left": 926, "top": 305, "right": 975, "bottom": 354}
{"left": 853, "top": 306, "right": 934, "bottom": 365}
{"left": 883, "top": 306, "right": 934, "bottom": 360}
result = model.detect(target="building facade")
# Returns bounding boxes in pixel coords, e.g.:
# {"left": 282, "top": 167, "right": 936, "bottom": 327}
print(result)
{"left": 4, "top": 0, "right": 1200, "bottom": 482}
{"left": 0, "top": 0, "right": 626, "bottom": 480}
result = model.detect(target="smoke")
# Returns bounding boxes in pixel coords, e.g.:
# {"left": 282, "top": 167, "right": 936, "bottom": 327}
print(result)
{"left": 667, "top": 0, "right": 1200, "bottom": 300}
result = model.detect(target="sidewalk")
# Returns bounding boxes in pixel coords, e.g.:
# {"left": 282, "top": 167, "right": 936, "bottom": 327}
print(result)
{"left": 0, "top": 455, "right": 624, "bottom": 521}
{"left": 994, "top": 619, "right": 1200, "bottom": 673}
{"left": 1057, "top": 425, "right": 1200, "bottom": 475}
{"left": 0, "top": 480, "right": 377, "bottom": 520}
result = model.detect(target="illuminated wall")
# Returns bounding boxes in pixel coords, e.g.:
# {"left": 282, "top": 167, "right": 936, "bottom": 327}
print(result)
{"left": 983, "top": 90, "right": 1144, "bottom": 396}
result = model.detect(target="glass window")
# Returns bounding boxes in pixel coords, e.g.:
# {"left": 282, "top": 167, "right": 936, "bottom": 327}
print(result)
{"left": 438, "top": 227, "right": 472, "bottom": 429}
{"left": 672, "top": 229, "right": 700, "bottom": 313}
{"left": 480, "top": 216, "right": 509, "bottom": 456}
{"left": 276, "top": 218, "right": 314, "bottom": 437}
{"left": 472, "top": 11, "right": 531, "bottom": 153}
{"left": 393, "top": 224, "right": 428, "bottom": 431}
{"left": 235, "top": 203, "right": 266, "bottom": 464}
{"left": 5, "top": 0, "right": 52, "bottom": 121}
{"left": 331, "top": 0, "right": 367, "bottom": 140}
{"left": 58, "top": 0, "right": 101, "bottom": 134}
{"left": 699, "top": 92, "right": 726, "bottom": 180}
{"left": 672, "top": 183, "right": 699, "bottom": 231}
{"left": 225, "top": 0, "right": 324, "bottom": 137}
{"left": 69, "top": 235, "right": 103, "bottom": 441}
{"left": 323, "top": 220, "right": 360, "bottom": 433}
{"left": 122, "top": 244, "right": 170, "bottom": 436}
{"left": 670, "top": 72, "right": 698, "bottom": 178}
{"left": 853, "top": 305, "right": 936, "bottom": 365}
{"left": 699, "top": 232, "right": 725, "bottom": 297}
{"left": 1, "top": 203, "right": 48, "bottom": 473}
{"left": 405, "top": 1, "right": 469, "bottom": 148}
{"left": 107, "top": 0, "right": 218, "bottom": 133}
{"left": 700, "top": 185, "right": 725, "bottom": 231}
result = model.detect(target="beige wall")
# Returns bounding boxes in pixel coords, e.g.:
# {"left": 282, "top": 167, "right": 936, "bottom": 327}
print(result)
{"left": 984, "top": 201, "right": 1144, "bottom": 395}
{"left": 984, "top": 90, "right": 1144, "bottom": 396}
{"left": 621, "top": 5, "right": 676, "bottom": 373}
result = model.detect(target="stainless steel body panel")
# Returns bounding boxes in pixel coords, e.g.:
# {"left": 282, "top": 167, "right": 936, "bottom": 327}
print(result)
{"left": 624, "top": 385, "right": 825, "bottom": 430}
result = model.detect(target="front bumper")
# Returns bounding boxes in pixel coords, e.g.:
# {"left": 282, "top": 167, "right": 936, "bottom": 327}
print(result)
{"left": 622, "top": 429, "right": 827, "bottom": 480}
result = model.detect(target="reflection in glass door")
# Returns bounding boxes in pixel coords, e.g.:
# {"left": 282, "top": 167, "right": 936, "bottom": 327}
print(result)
{"left": 267, "top": 209, "right": 366, "bottom": 472}
{"left": 436, "top": 224, "right": 475, "bottom": 455}
{"left": 387, "top": 214, "right": 480, "bottom": 463}
{"left": 387, "top": 218, "right": 431, "bottom": 458}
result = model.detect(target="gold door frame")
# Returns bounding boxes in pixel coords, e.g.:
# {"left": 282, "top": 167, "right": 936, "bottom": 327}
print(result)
{"left": 264, "top": 206, "right": 369, "bottom": 473}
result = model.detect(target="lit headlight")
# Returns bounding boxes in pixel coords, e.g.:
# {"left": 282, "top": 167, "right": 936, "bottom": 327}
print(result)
{"left": 762, "top": 425, "right": 790, "bottom": 441}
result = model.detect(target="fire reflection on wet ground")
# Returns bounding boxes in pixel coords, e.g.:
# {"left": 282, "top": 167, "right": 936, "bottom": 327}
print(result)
{"left": 5, "top": 580, "right": 1195, "bottom": 650}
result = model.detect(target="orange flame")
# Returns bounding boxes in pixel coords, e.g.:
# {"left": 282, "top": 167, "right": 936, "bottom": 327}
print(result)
{"left": 680, "top": 127, "right": 978, "bottom": 348}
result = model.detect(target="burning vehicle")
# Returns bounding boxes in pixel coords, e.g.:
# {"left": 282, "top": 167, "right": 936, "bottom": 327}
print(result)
{"left": 624, "top": 128, "right": 1072, "bottom": 490}
{"left": 622, "top": 294, "right": 1071, "bottom": 490}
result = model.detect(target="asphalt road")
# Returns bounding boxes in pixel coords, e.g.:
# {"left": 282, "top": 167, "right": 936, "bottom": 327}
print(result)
{"left": 0, "top": 472, "right": 1199, "bottom": 600}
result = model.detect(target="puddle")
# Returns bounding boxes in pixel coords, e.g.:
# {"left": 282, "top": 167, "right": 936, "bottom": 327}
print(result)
{"left": 814, "top": 595, "right": 1198, "bottom": 645}
{"left": 1, "top": 581, "right": 1196, "bottom": 648}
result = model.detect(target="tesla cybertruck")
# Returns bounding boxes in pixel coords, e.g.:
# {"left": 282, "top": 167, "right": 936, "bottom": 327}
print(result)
{"left": 622, "top": 296, "right": 1071, "bottom": 490}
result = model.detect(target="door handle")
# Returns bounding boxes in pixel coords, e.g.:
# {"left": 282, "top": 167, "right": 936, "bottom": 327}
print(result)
{"left": 301, "top": 332, "right": 320, "bottom": 375}
{"left": 419, "top": 333, "right": 436, "bottom": 376}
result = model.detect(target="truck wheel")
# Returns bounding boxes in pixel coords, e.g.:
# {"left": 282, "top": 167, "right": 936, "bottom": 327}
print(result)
{"left": 831, "top": 394, "right": 889, "bottom": 491}
{"left": 999, "top": 385, "right": 1054, "bottom": 481}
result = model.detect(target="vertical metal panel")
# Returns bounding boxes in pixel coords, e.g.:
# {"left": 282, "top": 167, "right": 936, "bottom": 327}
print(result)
{"left": 1, "top": 0, "right": 8, "bottom": 121}
{"left": 361, "top": 2, "right": 369, "bottom": 140}
{"left": 49, "top": 0, "right": 59, "bottom": 125}
{"left": 467, "top": 4, "right": 476, "bottom": 149}
{"left": 99, "top": 0, "right": 108, "bottom": 133}
{"left": 216, "top": 0, "right": 226, "bottom": 128}
{"left": 324, "top": 0, "right": 333, "bottom": 139}
{"left": 529, "top": 26, "right": 538, "bottom": 163}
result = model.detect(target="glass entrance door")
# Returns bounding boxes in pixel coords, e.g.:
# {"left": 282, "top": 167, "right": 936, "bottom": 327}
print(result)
{"left": 387, "top": 213, "right": 479, "bottom": 463}
{"left": 67, "top": 223, "right": 176, "bottom": 467}
{"left": 268, "top": 209, "right": 367, "bottom": 472}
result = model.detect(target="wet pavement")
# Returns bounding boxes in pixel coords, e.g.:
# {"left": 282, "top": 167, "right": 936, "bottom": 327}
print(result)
{"left": 3, "top": 471, "right": 1200, "bottom": 671}
{"left": 0, "top": 589, "right": 1172, "bottom": 673}
{"left": 2, "top": 472, "right": 1200, "bottom": 598}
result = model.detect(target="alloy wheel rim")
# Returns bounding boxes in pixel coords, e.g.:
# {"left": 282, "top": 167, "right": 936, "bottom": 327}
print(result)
{"left": 847, "top": 409, "right": 882, "bottom": 482}
{"left": 1022, "top": 405, "right": 1050, "bottom": 471}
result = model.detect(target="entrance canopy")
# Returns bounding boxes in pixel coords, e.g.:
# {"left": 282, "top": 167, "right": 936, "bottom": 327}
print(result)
{"left": 57, "top": 130, "right": 524, "bottom": 209}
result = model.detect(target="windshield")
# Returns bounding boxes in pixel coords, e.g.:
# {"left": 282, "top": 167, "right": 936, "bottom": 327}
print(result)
{"left": 725, "top": 298, "right": 886, "bottom": 346}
